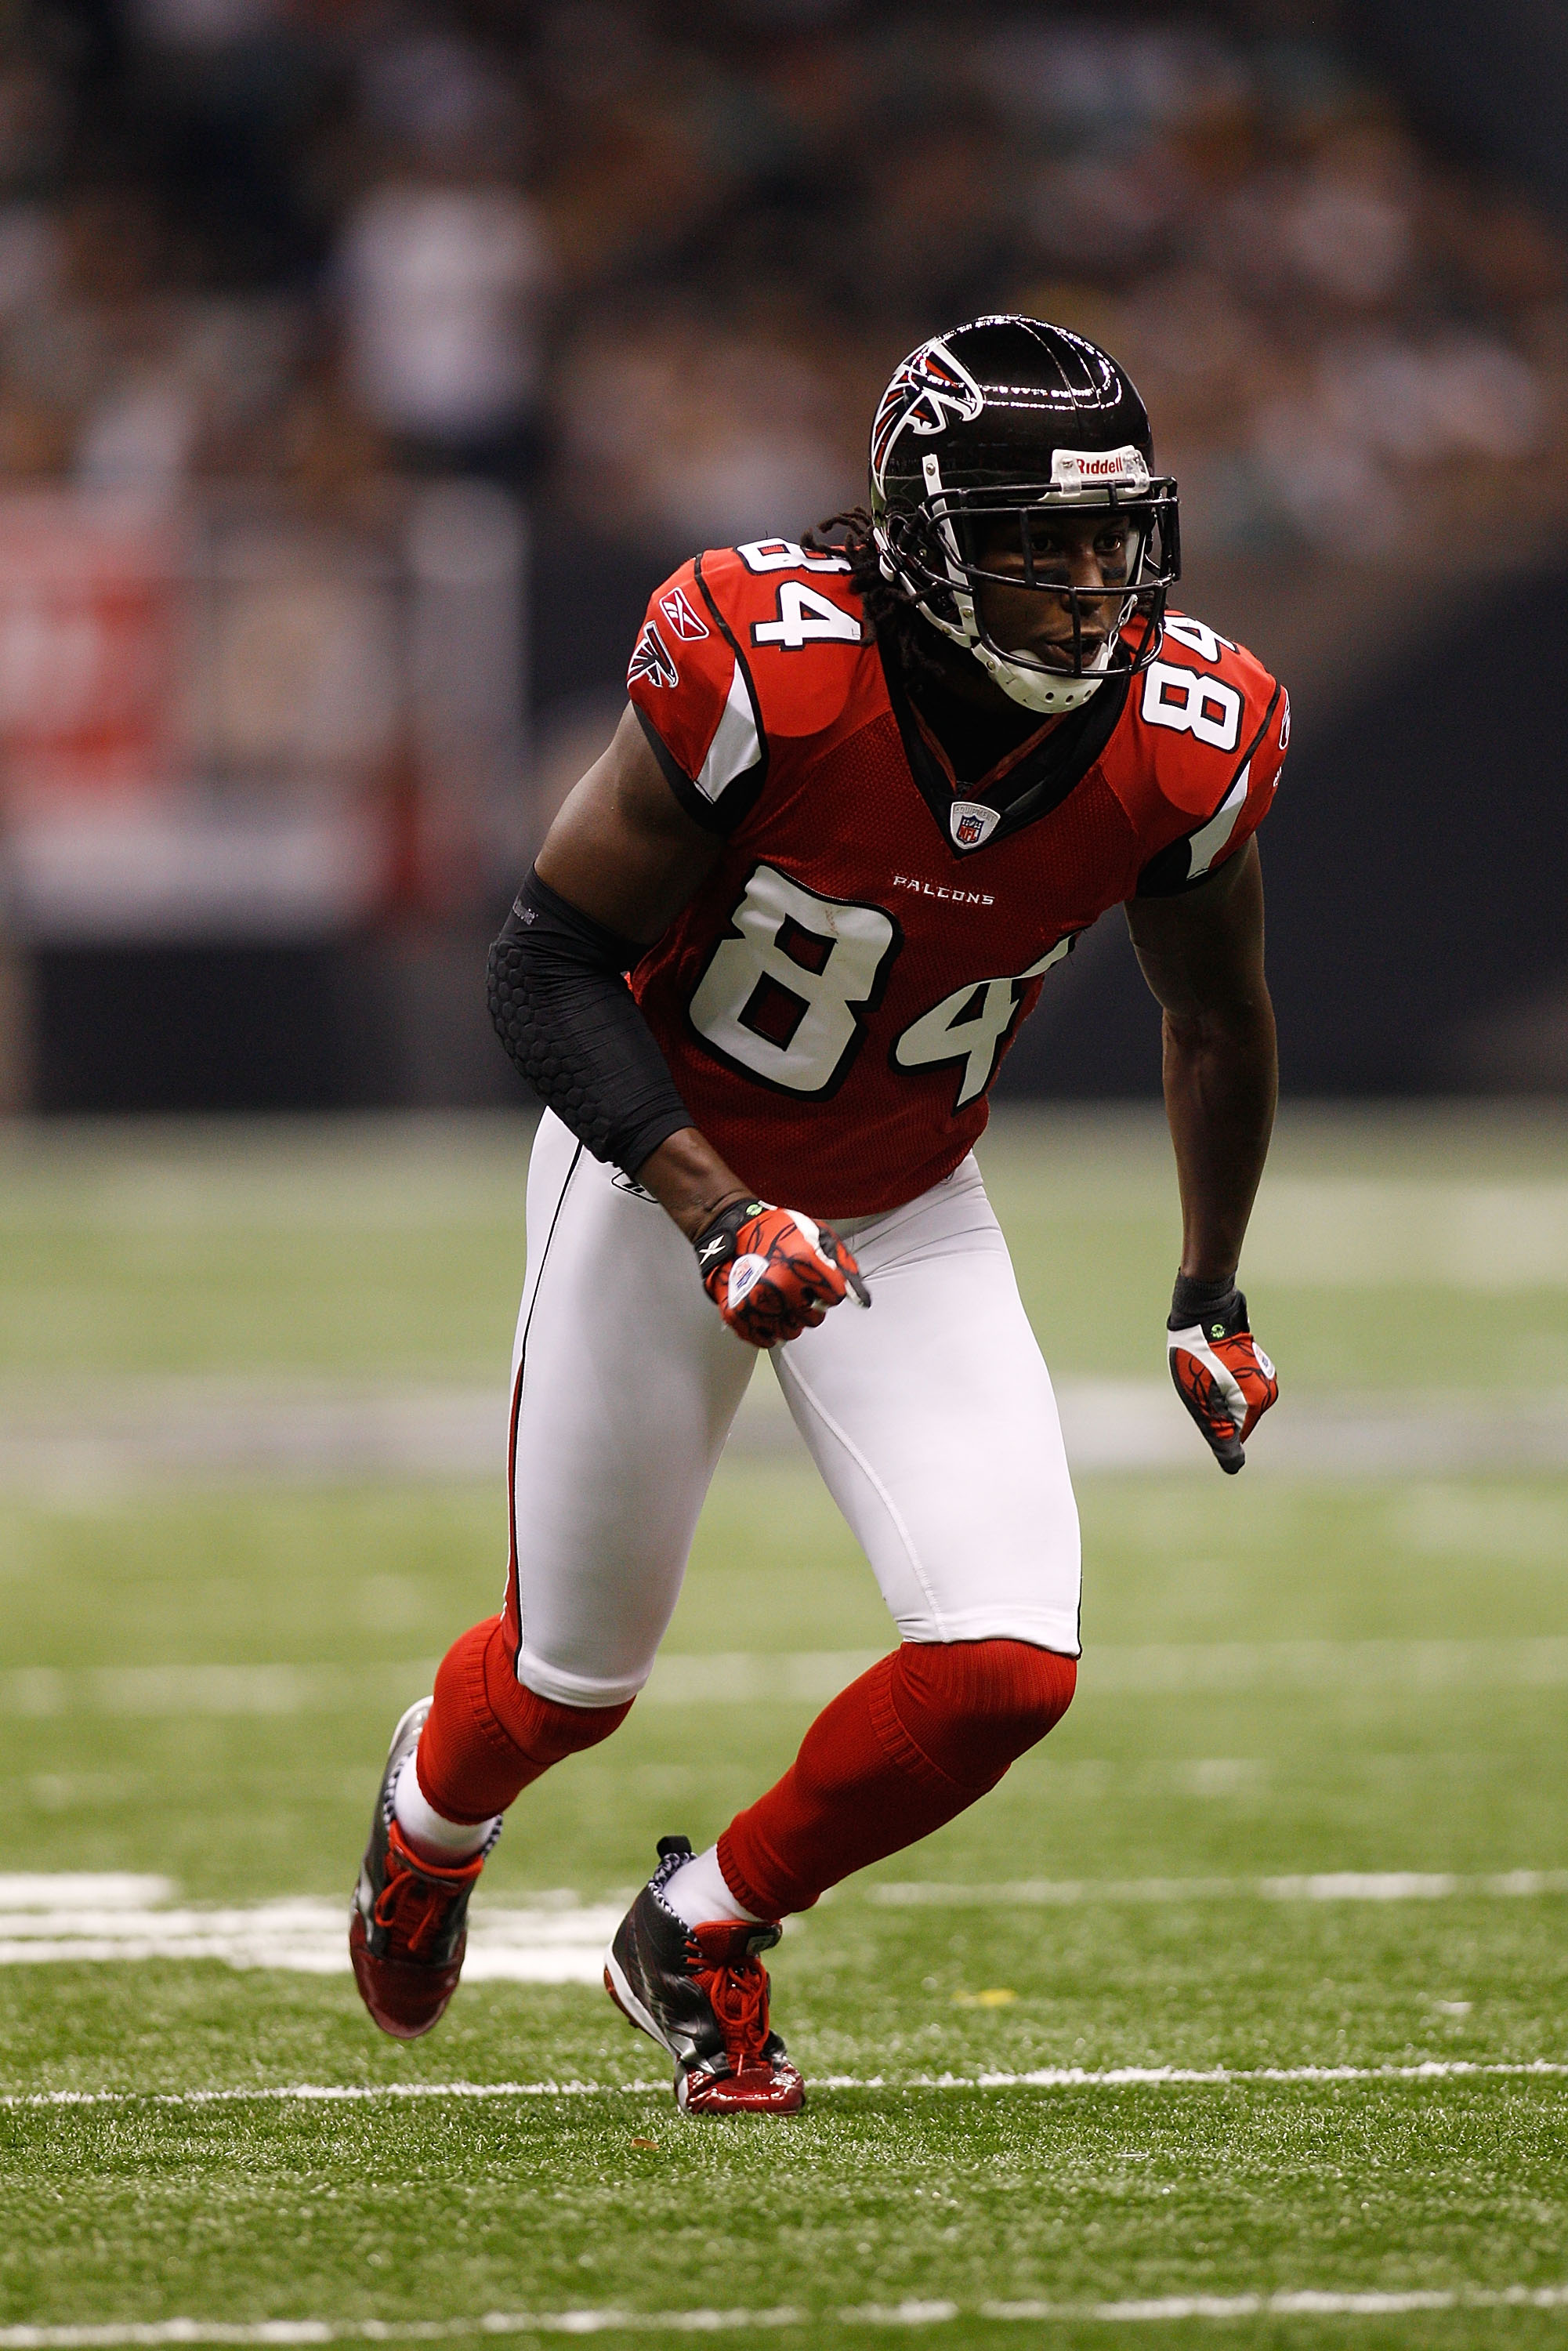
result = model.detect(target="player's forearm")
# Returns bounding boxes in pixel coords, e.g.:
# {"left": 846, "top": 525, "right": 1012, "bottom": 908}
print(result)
{"left": 486, "top": 871, "right": 752, "bottom": 1245}
{"left": 1161, "top": 991, "right": 1276, "bottom": 1283}
{"left": 488, "top": 872, "right": 694, "bottom": 1178}
{"left": 636, "top": 1128, "right": 752, "bottom": 1241}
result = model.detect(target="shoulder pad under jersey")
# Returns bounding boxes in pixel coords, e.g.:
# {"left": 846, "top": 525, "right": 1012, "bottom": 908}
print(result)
{"left": 625, "top": 538, "right": 869, "bottom": 835}
{"left": 1111, "top": 613, "right": 1291, "bottom": 897}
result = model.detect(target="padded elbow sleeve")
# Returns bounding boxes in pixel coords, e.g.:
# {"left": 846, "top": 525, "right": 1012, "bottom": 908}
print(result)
{"left": 486, "top": 869, "right": 693, "bottom": 1176}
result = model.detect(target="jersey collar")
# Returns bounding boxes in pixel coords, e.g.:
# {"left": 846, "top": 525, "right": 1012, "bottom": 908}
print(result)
{"left": 875, "top": 621, "right": 1131, "bottom": 858}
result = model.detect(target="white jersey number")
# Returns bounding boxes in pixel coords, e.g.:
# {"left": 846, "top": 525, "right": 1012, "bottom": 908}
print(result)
{"left": 893, "top": 937, "right": 1074, "bottom": 1108}
{"left": 1161, "top": 615, "right": 1234, "bottom": 664}
{"left": 1140, "top": 661, "right": 1243, "bottom": 752}
{"left": 736, "top": 538, "right": 850, "bottom": 575}
{"left": 751, "top": 581, "right": 863, "bottom": 651}
{"left": 688, "top": 864, "right": 897, "bottom": 1097}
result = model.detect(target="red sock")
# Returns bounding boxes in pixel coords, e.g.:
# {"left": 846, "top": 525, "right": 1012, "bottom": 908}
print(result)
{"left": 718, "top": 1638, "right": 1076, "bottom": 1918}
{"left": 414, "top": 1616, "right": 632, "bottom": 1824}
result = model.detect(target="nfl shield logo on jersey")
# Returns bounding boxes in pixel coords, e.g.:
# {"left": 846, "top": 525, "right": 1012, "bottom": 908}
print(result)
{"left": 950, "top": 799, "right": 1001, "bottom": 852}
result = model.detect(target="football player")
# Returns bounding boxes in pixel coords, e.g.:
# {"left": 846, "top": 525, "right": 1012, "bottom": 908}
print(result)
{"left": 349, "top": 317, "right": 1284, "bottom": 2113}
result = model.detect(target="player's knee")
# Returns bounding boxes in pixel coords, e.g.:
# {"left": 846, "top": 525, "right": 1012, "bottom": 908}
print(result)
{"left": 478, "top": 1618, "right": 633, "bottom": 1765}
{"left": 505, "top": 1682, "right": 632, "bottom": 1768}
{"left": 415, "top": 1617, "right": 630, "bottom": 1822}
{"left": 893, "top": 1637, "right": 1076, "bottom": 1789}
{"left": 429, "top": 1616, "right": 633, "bottom": 1771}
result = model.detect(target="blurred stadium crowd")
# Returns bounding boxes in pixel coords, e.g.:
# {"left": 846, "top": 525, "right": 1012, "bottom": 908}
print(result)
{"left": 2, "top": 1, "right": 1563, "bottom": 561}
{"left": 0, "top": 0, "right": 1564, "bottom": 1109}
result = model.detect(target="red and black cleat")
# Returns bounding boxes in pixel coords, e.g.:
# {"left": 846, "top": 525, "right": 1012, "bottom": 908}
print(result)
{"left": 604, "top": 1835, "right": 804, "bottom": 2114}
{"left": 349, "top": 1697, "right": 500, "bottom": 2041}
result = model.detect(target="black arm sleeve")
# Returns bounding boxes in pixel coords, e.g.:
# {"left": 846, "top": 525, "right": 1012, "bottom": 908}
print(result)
{"left": 486, "top": 868, "right": 693, "bottom": 1176}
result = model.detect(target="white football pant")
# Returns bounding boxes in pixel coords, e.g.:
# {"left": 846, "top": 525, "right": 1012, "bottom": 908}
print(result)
{"left": 504, "top": 1110, "right": 1082, "bottom": 1708}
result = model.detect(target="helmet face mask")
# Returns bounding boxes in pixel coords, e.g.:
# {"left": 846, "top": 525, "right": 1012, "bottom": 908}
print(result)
{"left": 868, "top": 317, "right": 1180, "bottom": 714}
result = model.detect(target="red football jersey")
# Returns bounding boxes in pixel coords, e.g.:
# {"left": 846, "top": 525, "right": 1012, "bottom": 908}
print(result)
{"left": 625, "top": 536, "right": 1287, "bottom": 1219}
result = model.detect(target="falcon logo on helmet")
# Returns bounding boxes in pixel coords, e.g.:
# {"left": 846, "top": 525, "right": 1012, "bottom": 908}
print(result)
{"left": 867, "top": 314, "right": 1181, "bottom": 718}
{"left": 870, "top": 335, "right": 986, "bottom": 489}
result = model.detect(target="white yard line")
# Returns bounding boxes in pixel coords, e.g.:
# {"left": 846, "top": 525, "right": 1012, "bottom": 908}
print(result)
{"left": 0, "top": 1868, "right": 1562, "bottom": 1976}
{"left": 8, "top": 2059, "right": 1568, "bottom": 2110}
{"left": 7, "top": 1636, "right": 1568, "bottom": 1719}
{"left": 1245, "top": 1176, "right": 1568, "bottom": 1289}
{"left": 869, "top": 1868, "right": 1568, "bottom": 1906}
{"left": 3, "top": 2283, "right": 1568, "bottom": 2342}
{"left": 2, "top": 1376, "right": 1566, "bottom": 1490}
{"left": 0, "top": 1896, "right": 620, "bottom": 1982}
{"left": 0, "top": 1868, "right": 1563, "bottom": 1976}
{"left": 0, "top": 1875, "right": 174, "bottom": 1907}
{"left": 0, "top": 1665, "right": 441, "bottom": 1719}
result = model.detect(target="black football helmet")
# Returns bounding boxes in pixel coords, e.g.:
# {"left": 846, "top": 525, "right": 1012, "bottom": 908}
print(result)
{"left": 869, "top": 314, "right": 1179, "bottom": 712}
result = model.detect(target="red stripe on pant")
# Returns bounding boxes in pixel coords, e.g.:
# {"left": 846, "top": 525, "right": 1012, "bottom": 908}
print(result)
{"left": 719, "top": 1639, "right": 1077, "bottom": 1918}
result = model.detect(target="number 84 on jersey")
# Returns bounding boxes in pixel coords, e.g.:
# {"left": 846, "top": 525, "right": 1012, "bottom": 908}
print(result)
{"left": 686, "top": 861, "right": 1074, "bottom": 1114}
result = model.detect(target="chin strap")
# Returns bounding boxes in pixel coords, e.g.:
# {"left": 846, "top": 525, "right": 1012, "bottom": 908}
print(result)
{"left": 884, "top": 451, "right": 1121, "bottom": 715}
{"left": 970, "top": 639, "right": 1109, "bottom": 714}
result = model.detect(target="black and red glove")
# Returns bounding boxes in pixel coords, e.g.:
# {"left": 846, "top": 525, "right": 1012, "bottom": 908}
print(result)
{"left": 1167, "top": 1277, "right": 1278, "bottom": 1474}
{"left": 693, "top": 1197, "right": 870, "bottom": 1348}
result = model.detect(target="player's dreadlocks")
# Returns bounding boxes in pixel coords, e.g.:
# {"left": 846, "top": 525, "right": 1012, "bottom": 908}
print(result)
{"left": 802, "top": 507, "right": 951, "bottom": 690}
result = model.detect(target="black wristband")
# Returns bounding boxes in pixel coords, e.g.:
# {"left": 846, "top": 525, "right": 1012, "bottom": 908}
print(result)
{"left": 1169, "top": 1270, "right": 1241, "bottom": 1330}
{"left": 692, "top": 1197, "right": 767, "bottom": 1279}
{"left": 486, "top": 868, "right": 693, "bottom": 1176}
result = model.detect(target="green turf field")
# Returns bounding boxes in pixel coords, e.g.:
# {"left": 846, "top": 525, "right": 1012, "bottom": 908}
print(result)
{"left": 2, "top": 1107, "right": 1566, "bottom": 2349}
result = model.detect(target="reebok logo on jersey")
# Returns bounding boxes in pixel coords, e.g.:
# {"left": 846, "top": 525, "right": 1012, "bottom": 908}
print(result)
{"left": 658, "top": 586, "right": 709, "bottom": 643}
{"left": 628, "top": 622, "right": 678, "bottom": 690}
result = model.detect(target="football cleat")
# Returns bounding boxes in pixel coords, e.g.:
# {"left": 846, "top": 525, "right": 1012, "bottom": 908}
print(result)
{"left": 604, "top": 1835, "right": 805, "bottom": 2114}
{"left": 349, "top": 1697, "right": 500, "bottom": 2041}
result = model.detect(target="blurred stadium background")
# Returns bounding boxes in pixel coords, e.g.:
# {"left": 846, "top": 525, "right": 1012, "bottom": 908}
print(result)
{"left": 5, "top": 6, "right": 1568, "bottom": 2340}
{"left": 0, "top": 0, "right": 1563, "bottom": 1108}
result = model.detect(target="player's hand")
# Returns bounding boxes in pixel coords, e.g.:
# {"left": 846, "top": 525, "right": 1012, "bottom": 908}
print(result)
{"left": 1167, "top": 1283, "right": 1277, "bottom": 1474}
{"left": 693, "top": 1198, "right": 870, "bottom": 1347}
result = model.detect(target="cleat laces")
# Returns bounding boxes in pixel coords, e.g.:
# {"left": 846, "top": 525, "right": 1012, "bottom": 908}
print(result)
{"left": 691, "top": 1942, "right": 773, "bottom": 2073}
{"left": 374, "top": 1825, "right": 480, "bottom": 1959}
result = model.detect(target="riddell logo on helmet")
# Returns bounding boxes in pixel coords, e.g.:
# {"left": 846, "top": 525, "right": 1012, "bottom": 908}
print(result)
{"left": 1051, "top": 445, "right": 1151, "bottom": 492}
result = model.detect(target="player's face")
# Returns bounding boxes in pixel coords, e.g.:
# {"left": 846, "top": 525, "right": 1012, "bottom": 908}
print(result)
{"left": 971, "top": 511, "right": 1135, "bottom": 669}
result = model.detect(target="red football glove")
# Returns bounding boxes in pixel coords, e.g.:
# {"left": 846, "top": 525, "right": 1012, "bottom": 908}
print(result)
{"left": 693, "top": 1197, "right": 870, "bottom": 1348}
{"left": 1167, "top": 1284, "right": 1278, "bottom": 1474}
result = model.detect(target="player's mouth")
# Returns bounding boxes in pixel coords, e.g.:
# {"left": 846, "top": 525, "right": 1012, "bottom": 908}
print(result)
{"left": 1008, "top": 628, "right": 1111, "bottom": 672}
{"left": 999, "top": 592, "right": 1121, "bottom": 671}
